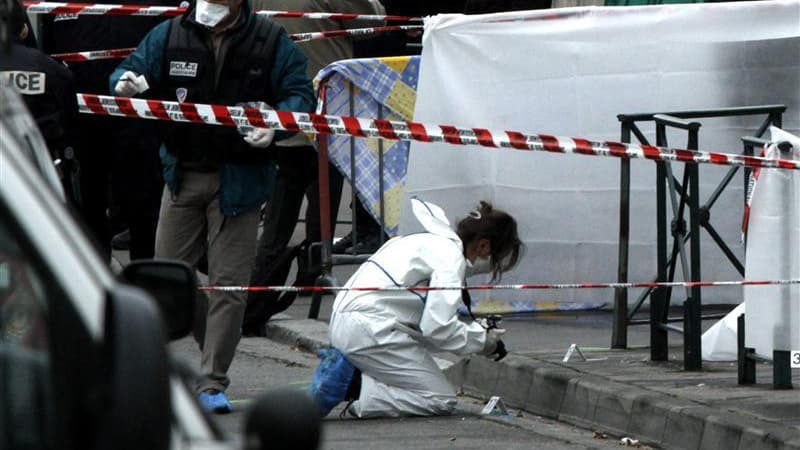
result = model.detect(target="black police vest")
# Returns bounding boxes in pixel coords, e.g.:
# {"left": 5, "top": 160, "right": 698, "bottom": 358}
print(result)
{"left": 158, "top": 15, "right": 282, "bottom": 164}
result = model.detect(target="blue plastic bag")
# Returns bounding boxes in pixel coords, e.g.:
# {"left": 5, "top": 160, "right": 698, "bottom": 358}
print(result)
{"left": 308, "top": 347, "right": 356, "bottom": 416}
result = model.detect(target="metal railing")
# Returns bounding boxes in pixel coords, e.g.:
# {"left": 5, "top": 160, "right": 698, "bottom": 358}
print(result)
{"left": 612, "top": 105, "right": 786, "bottom": 371}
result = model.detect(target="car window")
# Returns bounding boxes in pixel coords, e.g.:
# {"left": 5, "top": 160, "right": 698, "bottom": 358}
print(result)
{"left": 0, "top": 217, "right": 56, "bottom": 450}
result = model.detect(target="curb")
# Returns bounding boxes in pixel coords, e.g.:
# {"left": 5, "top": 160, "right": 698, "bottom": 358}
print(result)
{"left": 442, "top": 355, "right": 800, "bottom": 450}
{"left": 263, "top": 319, "right": 800, "bottom": 450}
{"left": 263, "top": 315, "right": 330, "bottom": 355}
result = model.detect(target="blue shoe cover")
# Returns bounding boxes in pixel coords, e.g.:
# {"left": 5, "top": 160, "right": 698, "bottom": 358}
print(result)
{"left": 198, "top": 391, "right": 232, "bottom": 414}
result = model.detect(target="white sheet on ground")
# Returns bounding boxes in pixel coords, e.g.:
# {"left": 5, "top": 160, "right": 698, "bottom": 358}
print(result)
{"left": 402, "top": 2, "right": 800, "bottom": 308}
{"left": 701, "top": 303, "right": 744, "bottom": 361}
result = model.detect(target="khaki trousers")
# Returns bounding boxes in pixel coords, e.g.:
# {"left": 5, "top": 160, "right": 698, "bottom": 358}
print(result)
{"left": 155, "top": 171, "right": 259, "bottom": 392}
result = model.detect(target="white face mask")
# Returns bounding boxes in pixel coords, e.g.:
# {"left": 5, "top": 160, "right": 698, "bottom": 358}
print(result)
{"left": 195, "top": 0, "right": 230, "bottom": 27}
{"left": 465, "top": 256, "right": 492, "bottom": 277}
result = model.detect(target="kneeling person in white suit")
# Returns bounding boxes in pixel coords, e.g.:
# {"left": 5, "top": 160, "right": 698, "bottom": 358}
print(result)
{"left": 330, "top": 198, "right": 523, "bottom": 418}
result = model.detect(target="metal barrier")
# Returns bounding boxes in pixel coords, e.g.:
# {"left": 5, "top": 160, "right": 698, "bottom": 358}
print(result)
{"left": 738, "top": 314, "right": 794, "bottom": 389}
{"left": 308, "top": 77, "right": 388, "bottom": 319}
{"left": 612, "top": 105, "right": 786, "bottom": 371}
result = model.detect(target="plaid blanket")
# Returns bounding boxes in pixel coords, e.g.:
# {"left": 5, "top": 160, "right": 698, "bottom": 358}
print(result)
{"left": 316, "top": 56, "right": 420, "bottom": 236}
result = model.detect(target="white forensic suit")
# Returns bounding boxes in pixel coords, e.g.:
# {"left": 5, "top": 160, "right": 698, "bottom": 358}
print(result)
{"left": 330, "top": 199, "right": 487, "bottom": 418}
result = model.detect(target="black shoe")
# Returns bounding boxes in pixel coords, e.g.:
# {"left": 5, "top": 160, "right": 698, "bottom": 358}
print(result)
{"left": 345, "top": 232, "right": 385, "bottom": 255}
{"left": 332, "top": 232, "right": 354, "bottom": 254}
{"left": 242, "top": 323, "right": 267, "bottom": 337}
{"left": 111, "top": 229, "right": 131, "bottom": 250}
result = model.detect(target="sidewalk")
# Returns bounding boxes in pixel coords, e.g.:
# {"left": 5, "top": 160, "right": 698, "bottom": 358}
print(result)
{"left": 263, "top": 302, "right": 800, "bottom": 450}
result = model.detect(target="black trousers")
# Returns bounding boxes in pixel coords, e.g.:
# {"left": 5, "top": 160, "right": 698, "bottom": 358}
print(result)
{"left": 72, "top": 114, "right": 162, "bottom": 259}
{"left": 244, "top": 145, "right": 343, "bottom": 328}
{"left": 71, "top": 114, "right": 112, "bottom": 257}
{"left": 110, "top": 118, "right": 163, "bottom": 260}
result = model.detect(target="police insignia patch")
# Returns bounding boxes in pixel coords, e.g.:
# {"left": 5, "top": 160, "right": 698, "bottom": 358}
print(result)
{"left": 169, "top": 61, "right": 198, "bottom": 78}
{"left": 176, "top": 87, "right": 188, "bottom": 103}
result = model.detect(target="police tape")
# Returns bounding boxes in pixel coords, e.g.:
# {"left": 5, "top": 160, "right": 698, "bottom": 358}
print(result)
{"left": 199, "top": 278, "right": 800, "bottom": 293}
{"left": 23, "top": 1, "right": 423, "bottom": 21}
{"left": 291, "top": 24, "right": 423, "bottom": 43}
{"left": 76, "top": 94, "right": 800, "bottom": 171}
{"left": 51, "top": 47, "right": 136, "bottom": 62}
{"left": 50, "top": 25, "right": 424, "bottom": 62}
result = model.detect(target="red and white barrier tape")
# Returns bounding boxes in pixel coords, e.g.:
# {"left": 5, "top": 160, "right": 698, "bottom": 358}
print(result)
{"left": 741, "top": 145, "right": 768, "bottom": 239}
{"left": 51, "top": 47, "right": 136, "bottom": 62}
{"left": 50, "top": 25, "right": 423, "bottom": 62}
{"left": 291, "top": 24, "right": 422, "bottom": 43}
{"left": 24, "top": 1, "right": 422, "bottom": 21}
{"left": 76, "top": 94, "right": 800, "bottom": 171}
{"left": 199, "top": 278, "right": 800, "bottom": 293}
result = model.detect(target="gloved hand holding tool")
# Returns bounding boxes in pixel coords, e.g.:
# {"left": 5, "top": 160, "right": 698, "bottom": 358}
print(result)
{"left": 481, "top": 315, "right": 508, "bottom": 361}
{"left": 465, "top": 286, "right": 509, "bottom": 362}
{"left": 237, "top": 101, "right": 275, "bottom": 148}
{"left": 243, "top": 128, "right": 275, "bottom": 148}
{"left": 114, "top": 71, "right": 149, "bottom": 96}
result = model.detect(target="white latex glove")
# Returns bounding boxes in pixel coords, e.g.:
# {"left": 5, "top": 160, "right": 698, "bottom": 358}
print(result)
{"left": 480, "top": 328, "right": 506, "bottom": 356}
{"left": 243, "top": 127, "right": 275, "bottom": 148}
{"left": 236, "top": 101, "right": 273, "bottom": 136}
{"left": 114, "top": 71, "right": 149, "bottom": 96}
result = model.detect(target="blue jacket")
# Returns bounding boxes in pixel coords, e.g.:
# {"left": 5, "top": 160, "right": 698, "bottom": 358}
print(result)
{"left": 109, "top": 3, "right": 314, "bottom": 216}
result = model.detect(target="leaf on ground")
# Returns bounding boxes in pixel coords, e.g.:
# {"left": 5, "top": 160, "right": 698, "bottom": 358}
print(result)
{"left": 593, "top": 431, "right": 608, "bottom": 439}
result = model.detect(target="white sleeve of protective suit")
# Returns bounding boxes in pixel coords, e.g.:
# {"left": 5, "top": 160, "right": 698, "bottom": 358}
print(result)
{"left": 417, "top": 243, "right": 487, "bottom": 355}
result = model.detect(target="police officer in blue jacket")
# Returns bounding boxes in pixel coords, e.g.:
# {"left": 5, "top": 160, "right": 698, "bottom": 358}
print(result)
{"left": 109, "top": 0, "right": 315, "bottom": 413}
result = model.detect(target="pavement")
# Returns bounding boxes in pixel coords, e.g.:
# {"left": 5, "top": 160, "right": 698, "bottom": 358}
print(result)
{"left": 264, "top": 298, "right": 800, "bottom": 450}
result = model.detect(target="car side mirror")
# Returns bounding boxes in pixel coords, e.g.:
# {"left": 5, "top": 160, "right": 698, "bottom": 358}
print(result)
{"left": 119, "top": 259, "right": 196, "bottom": 341}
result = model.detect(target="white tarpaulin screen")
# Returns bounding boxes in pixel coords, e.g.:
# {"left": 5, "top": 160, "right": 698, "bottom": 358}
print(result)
{"left": 401, "top": 1, "right": 800, "bottom": 307}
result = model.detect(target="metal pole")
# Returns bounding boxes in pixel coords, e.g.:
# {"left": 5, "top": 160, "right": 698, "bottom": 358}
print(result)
{"left": 773, "top": 350, "right": 793, "bottom": 390}
{"left": 771, "top": 111, "right": 782, "bottom": 129}
{"left": 612, "top": 122, "right": 631, "bottom": 349}
{"left": 377, "top": 103, "right": 386, "bottom": 245}
{"left": 684, "top": 126, "right": 702, "bottom": 371}
{"left": 309, "top": 81, "right": 333, "bottom": 319}
{"left": 348, "top": 83, "right": 358, "bottom": 255}
{"left": 652, "top": 157, "right": 669, "bottom": 361}
{"left": 737, "top": 314, "right": 756, "bottom": 384}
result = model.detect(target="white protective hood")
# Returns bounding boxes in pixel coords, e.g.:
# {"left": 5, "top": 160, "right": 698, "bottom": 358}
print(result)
{"left": 409, "top": 197, "right": 462, "bottom": 244}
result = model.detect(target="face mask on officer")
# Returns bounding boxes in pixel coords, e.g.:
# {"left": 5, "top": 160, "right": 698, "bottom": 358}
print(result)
{"left": 195, "top": 0, "right": 230, "bottom": 27}
{"left": 465, "top": 255, "right": 492, "bottom": 277}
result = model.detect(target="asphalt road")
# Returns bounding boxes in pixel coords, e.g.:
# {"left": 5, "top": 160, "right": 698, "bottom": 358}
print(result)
{"left": 169, "top": 336, "right": 649, "bottom": 450}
